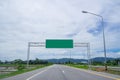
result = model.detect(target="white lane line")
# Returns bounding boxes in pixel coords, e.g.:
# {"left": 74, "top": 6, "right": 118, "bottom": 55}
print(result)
{"left": 26, "top": 69, "right": 47, "bottom": 80}
{"left": 26, "top": 65, "right": 54, "bottom": 80}
{"left": 62, "top": 70, "right": 65, "bottom": 73}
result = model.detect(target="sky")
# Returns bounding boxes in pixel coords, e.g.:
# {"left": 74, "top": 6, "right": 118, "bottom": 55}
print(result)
{"left": 0, "top": 0, "right": 120, "bottom": 61}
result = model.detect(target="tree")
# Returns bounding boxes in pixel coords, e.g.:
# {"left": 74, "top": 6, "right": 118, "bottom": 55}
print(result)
{"left": 107, "top": 58, "right": 120, "bottom": 66}
{"left": 13, "top": 59, "right": 23, "bottom": 64}
{"left": 0, "top": 60, "right": 3, "bottom": 64}
{"left": 34, "top": 58, "right": 41, "bottom": 64}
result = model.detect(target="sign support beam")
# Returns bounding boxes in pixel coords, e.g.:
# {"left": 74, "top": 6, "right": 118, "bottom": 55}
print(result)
{"left": 26, "top": 42, "right": 45, "bottom": 68}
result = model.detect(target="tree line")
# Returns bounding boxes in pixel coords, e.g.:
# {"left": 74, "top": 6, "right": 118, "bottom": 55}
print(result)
{"left": 92, "top": 58, "right": 120, "bottom": 66}
{"left": 0, "top": 58, "right": 49, "bottom": 65}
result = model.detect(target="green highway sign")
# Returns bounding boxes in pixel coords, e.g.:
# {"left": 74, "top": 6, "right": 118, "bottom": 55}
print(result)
{"left": 46, "top": 39, "right": 73, "bottom": 48}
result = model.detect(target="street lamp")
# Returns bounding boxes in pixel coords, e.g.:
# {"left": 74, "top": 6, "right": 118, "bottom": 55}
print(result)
{"left": 82, "top": 11, "right": 107, "bottom": 71}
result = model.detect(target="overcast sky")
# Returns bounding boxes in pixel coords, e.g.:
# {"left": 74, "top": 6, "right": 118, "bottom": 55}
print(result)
{"left": 0, "top": 0, "right": 120, "bottom": 61}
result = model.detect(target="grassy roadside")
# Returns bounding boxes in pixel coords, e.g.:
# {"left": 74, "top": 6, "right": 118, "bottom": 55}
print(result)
{"left": 65, "top": 64, "right": 89, "bottom": 69}
{"left": 65, "top": 64, "right": 120, "bottom": 75}
{"left": 106, "top": 69, "right": 120, "bottom": 75}
{"left": 92, "top": 67, "right": 120, "bottom": 75}
{"left": 0, "top": 64, "right": 52, "bottom": 79}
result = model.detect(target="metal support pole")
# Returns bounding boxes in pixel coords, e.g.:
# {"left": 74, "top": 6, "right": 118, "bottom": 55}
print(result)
{"left": 26, "top": 42, "right": 45, "bottom": 68}
{"left": 87, "top": 43, "right": 91, "bottom": 70}
{"left": 27, "top": 42, "right": 30, "bottom": 68}
{"left": 70, "top": 50, "right": 71, "bottom": 64}
{"left": 87, "top": 43, "right": 90, "bottom": 69}
{"left": 101, "top": 17, "right": 107, "bottom": 71}
{"left": 82, "top": 11, "right": 107, "bottom": 71}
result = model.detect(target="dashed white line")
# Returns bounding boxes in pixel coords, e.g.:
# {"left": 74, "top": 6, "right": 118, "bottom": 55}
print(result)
{"left": 62, "top": 70, "right": 65, "bottom": 73}
{"left": 26, "top": 69, "right": 47, "bottom": 80}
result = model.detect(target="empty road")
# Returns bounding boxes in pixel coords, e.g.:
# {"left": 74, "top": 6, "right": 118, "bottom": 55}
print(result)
{"left": 1, "top": 65, "right": 120, "bottom": 80}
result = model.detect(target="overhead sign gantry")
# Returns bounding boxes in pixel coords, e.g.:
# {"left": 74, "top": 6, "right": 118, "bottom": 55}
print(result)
{"left": 27, "top": 39, "right": 91, "bottom": 69}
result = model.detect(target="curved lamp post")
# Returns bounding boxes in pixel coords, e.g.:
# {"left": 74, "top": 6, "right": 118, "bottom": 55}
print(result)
{"left": 82, "top": 11, "right": 107, "bottom": 71}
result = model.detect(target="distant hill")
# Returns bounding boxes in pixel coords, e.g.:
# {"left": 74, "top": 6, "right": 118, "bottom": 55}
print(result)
{"left": 92, "top": 57, "right": 115, "bottom": 62}
{"left": 46, "top": 57, "right": 115, "bottom": 63}
{"left": 47, "top": 58, "right": 87, "bottom": 63}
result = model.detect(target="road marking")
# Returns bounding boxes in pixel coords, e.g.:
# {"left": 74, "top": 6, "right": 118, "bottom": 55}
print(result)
{"left": 65, "top": 66, "right": 120, "bottom": 80}
{"left": 62, "top": 70, "right": 65, "bottom": 73}
{"left": 26, "top": 69, "right": 47, "bottom": 80}
{"left": 26, "top": 65, "right": 54, "bottom": 80}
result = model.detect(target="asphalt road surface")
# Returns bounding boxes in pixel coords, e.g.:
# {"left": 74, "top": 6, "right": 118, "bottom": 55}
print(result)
{"left": 1, "top": 65, "right": 120, "bottom": 80}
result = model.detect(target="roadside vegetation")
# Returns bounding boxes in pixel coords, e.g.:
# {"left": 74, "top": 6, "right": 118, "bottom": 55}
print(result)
{"left": 66, "top": 63, "right": 89, "bottom": 69}
{"left": 64, "top": 58, "right": 120, "bottom": 75}
{"left": 0, "top": 58, "right": 119, "bottom": 79}
{"left": 65, "top": 63, "right": 120, "bottom": 75}
{"left": 0, "top": 58, "right": 52, "bottom": 79}
{"left": 91, "top": 58, "right": 120, "bottom": 66}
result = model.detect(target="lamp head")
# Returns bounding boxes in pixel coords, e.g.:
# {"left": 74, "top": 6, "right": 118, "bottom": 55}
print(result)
{"left": 82, "top": 11, "right": 88, "bottom": 13}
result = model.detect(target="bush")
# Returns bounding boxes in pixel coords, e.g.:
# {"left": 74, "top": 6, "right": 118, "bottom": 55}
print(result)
{"left": 17, "top": 64, "right": 25, "bottom": 70}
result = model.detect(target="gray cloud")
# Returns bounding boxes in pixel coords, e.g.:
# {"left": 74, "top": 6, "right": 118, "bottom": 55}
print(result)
{"left": 0, "top": 0, "right": 120, "bottom": 61}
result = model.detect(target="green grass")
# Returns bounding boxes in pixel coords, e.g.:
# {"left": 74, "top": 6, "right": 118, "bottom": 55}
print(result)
{"left": 91, "top": 67, "right": 120, "bottom": 75}
{"left": 66, "top": 64, "right": 120, "bottom": 75}
{"left": 0, "top": 64, "right": 52, "bottom": 79}
{"left": 106, "top": 69, "right": 120, "bottom": 75}
{"left": 66, "top": 64, "right": 89, "bottom": 69}
{"left": 0, "top": 64, "right": 15, "bottom": 66}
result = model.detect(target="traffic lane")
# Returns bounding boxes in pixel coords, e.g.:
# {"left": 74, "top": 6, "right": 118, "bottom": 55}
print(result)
{"left": 28, "top": 65, "right": 115, "bottom": 80}
{"left": 1, "top": 65, "right": 118, "bottom": 80}
{"left": 59, "top": 65, "right": 115, "bottom": 80}
{"left": 29, "top": 65, "right": 67, "bottom": 80}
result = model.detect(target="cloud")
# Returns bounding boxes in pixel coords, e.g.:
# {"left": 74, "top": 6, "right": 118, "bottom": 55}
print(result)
{"left": 0, "top": 0, "right": 120, "bottom": 61}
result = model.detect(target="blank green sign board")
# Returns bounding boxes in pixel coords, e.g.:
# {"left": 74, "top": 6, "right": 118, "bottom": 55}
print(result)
{"left": 46, "top": 39, "right": 73, "bottom": 48}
